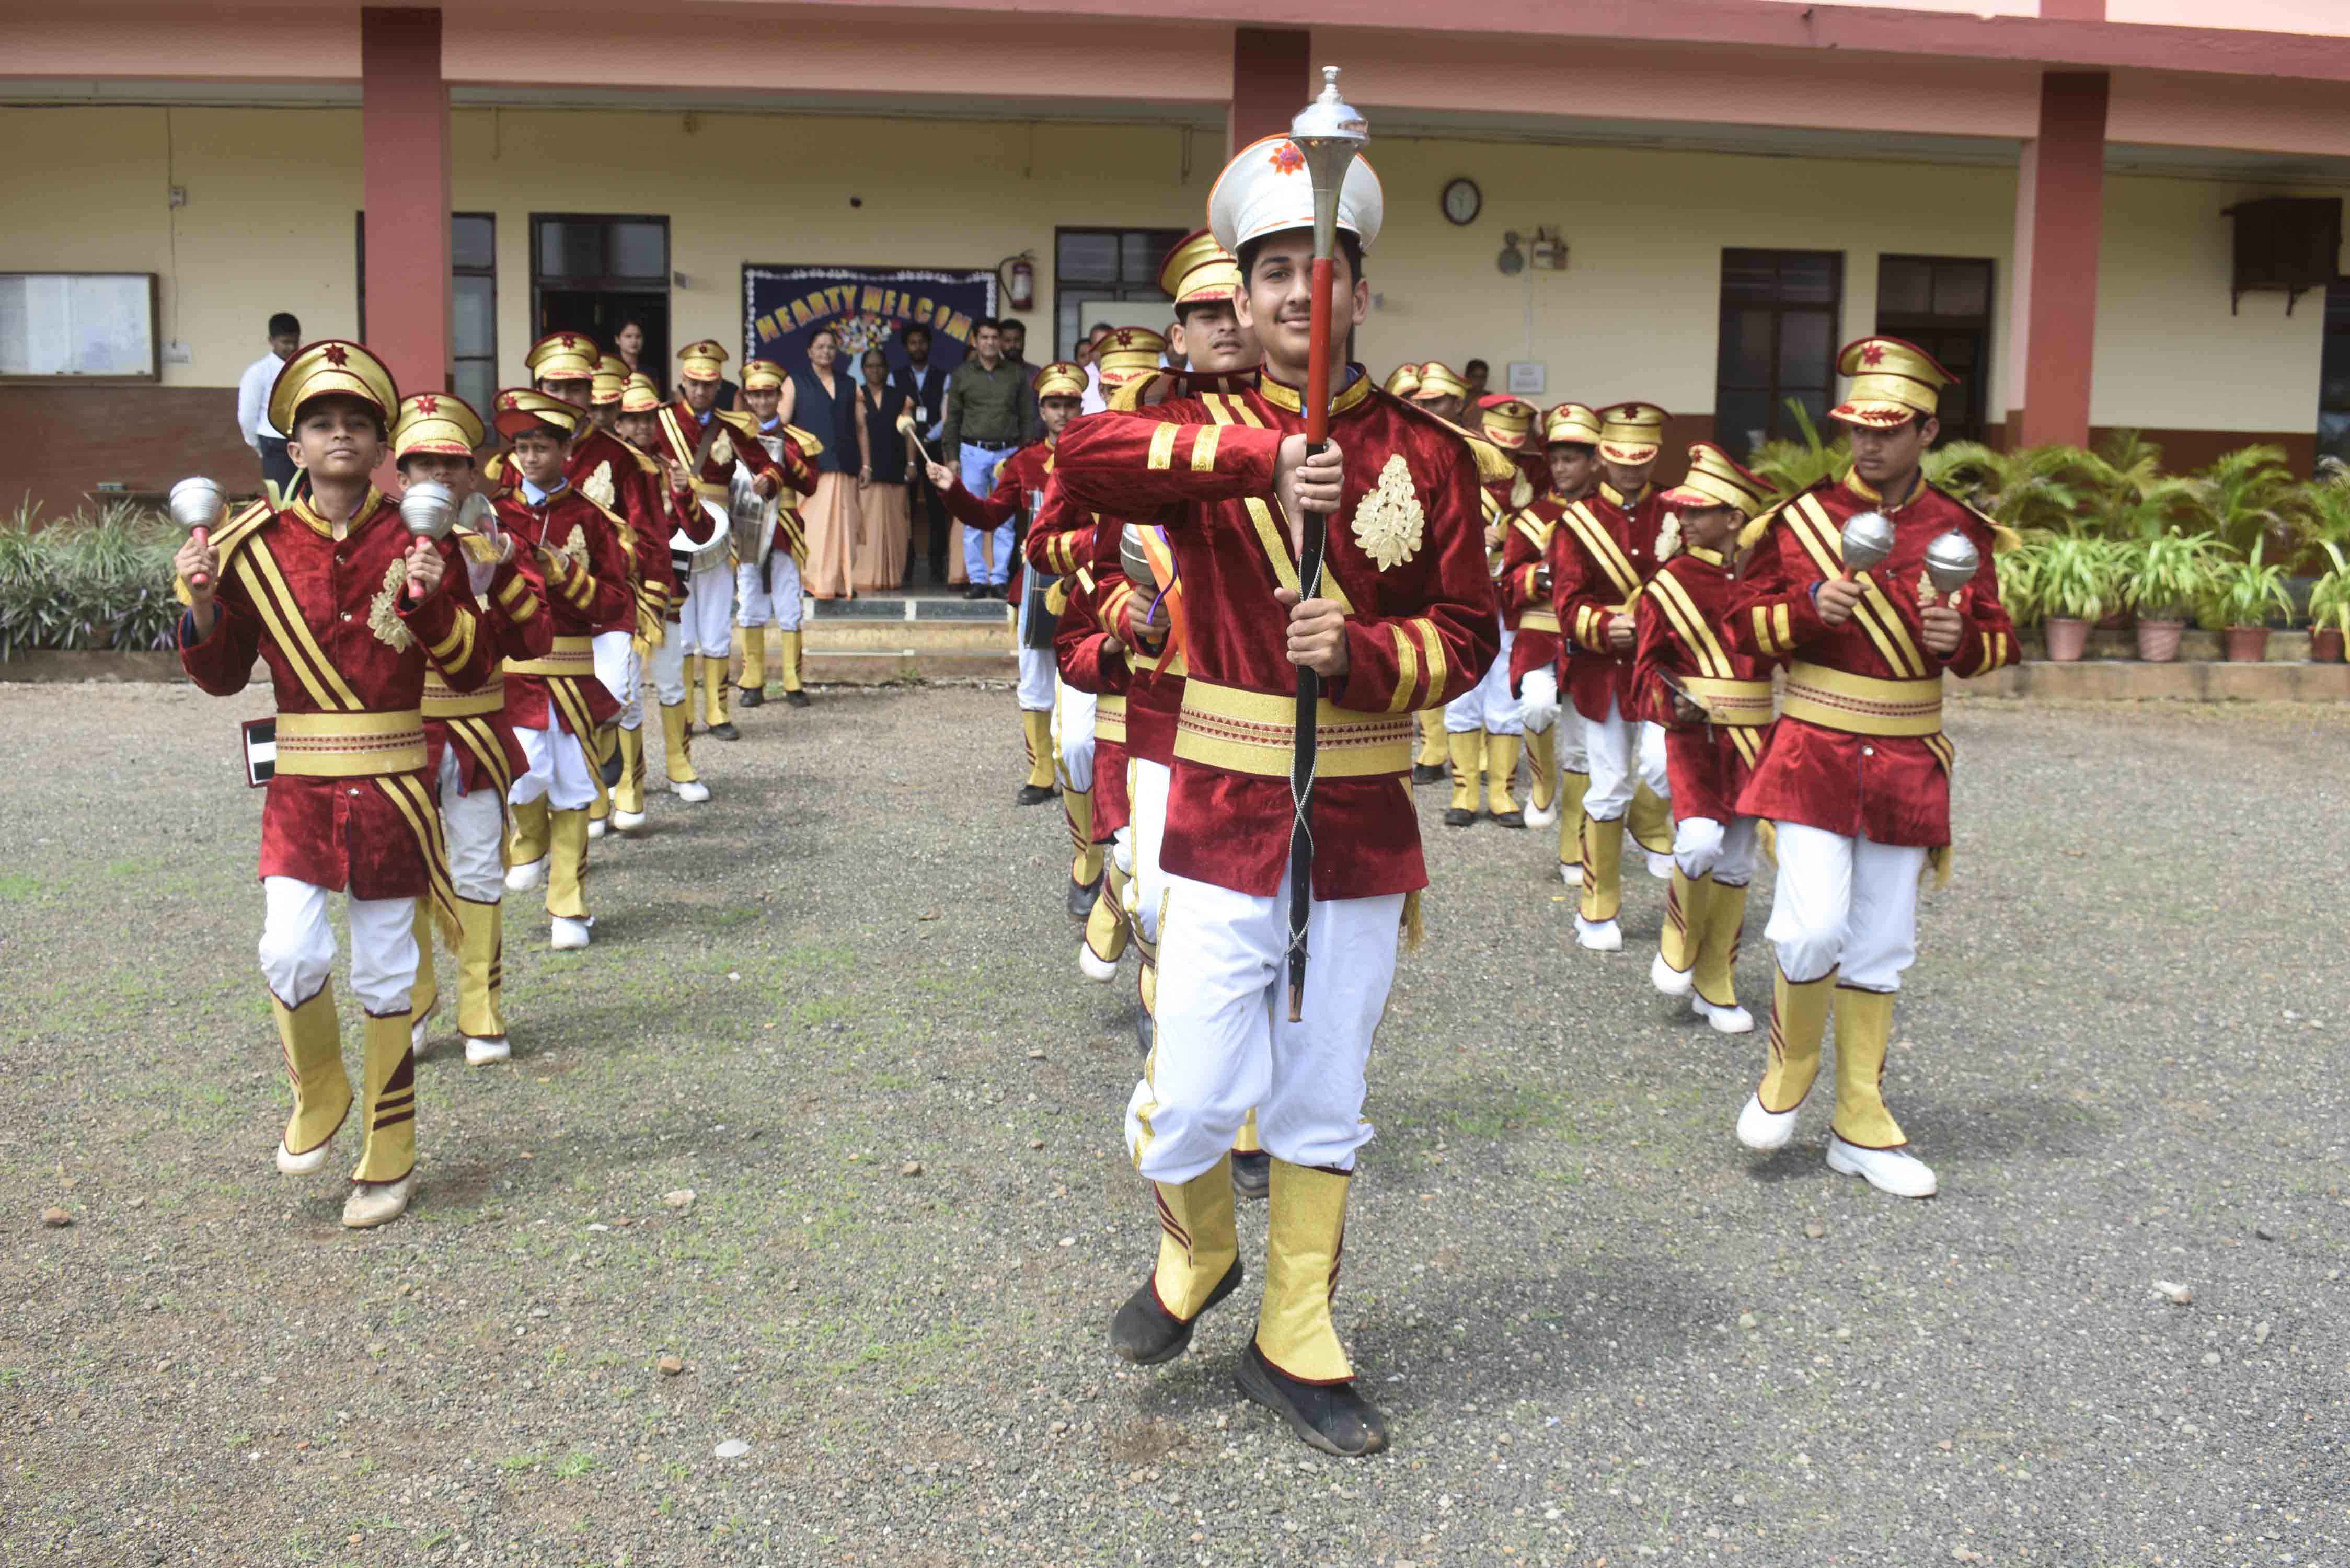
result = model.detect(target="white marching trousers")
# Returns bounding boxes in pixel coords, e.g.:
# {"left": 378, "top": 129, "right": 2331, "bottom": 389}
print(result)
{"left": 434, "top": 745, "right": 506, "bottom": 904}
{"left": 1672, "top": 814, "right": 1759, "bottom": 886}
{"left": 591, "top": 629, "right": 642, "bottom": 729}
{"left": 510, "top": 723, "right": 597, "bottom": 812}
{"left": 1583, "top": 698, "right": 1669, "bottom": 820}
{"left": 259, "top": 876, "right": 418, "bottom": 1017}
{"left": 1127, "top": 757, "right": 1171, "bottom": 945}
{"left": 1013, "top": 586, "right": 1054, "bottom": 712}
{"left": 1550, "top": 705, "right": 1587, "bottom": 771}
{"left": 735, "top": 550, "right": 803, "bottom": 630}
{"left": 1765, "top": 820, "right": 1928, "bottom": 993}
{"left": 1445, "top": 622, "right": 1522, "bottom": 736}
{"left": 1127, "top": 869, "right": 1403, "bottom": 1183}
{"left": 1053, "top": 679, "right": 1096, "bottom": 793}
{"left": 677, "top": 566, "right": 735, "bottom": 659}
{"left": 646, "top": 629, "right": 688, "bottom": 706}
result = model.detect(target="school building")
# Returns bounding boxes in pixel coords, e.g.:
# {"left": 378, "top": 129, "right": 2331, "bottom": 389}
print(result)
{"left": 3, "top": 1, "right": 2348, "bottom": 514}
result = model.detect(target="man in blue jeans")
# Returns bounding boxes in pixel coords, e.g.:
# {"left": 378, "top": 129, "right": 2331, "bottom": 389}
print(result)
{"left": 939, "top": 317, "right": 1042, "bottom": 598}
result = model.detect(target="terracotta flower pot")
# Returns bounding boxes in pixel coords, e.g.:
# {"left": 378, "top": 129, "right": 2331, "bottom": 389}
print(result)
{"left": 2133, "top": 618, "right": 2184, "bottom": 663}
{"left": 2222, "top": 626, "right": 2271, "bottom": 663}
{"left": 2311, "top": 627, "right": 2346, "bottom": 663}
{"left": 2041, "top": 617, "right": 2090, "bottom": 662}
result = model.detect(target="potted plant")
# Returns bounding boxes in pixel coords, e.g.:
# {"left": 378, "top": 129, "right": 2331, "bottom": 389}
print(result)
{"left": 1995, "top": 544, "right": 2042, "bottom": 633}
{"left": 2119, "top": 531, "right": 2222, "bottom": 663}
{"left": 2307, "top": 540, "right": 2349, "bottom": 663}
{"left": 2210, "top": 539, "right": 2295, "bottom": 662}
{"left": 2181, "top": 444, "right": 2300, "bottom": 559}
{"left": 2027, "top": 533, "right": 2119, "bottom": 661}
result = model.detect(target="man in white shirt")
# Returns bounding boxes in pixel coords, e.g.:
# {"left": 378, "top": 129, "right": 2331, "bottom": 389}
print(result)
{"left": 236, "top": 313, "right": 303, "bottom": 501}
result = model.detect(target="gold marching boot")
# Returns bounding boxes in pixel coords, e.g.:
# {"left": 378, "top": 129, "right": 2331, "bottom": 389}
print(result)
{"left": 455, "top": 896, "right": 508, "bottom": 1046}
{"left": 1829, "top": 986, "right": 1906, "bottom": 1150}
{"left": 660, "top": 701, "right": 698, "bottom": 784}
{"left": 1759, "top": 965, "right": 1837, "bottom": 1115}
{"left": 778, "top": 628, "right": 804, "bottom": 693}
{"left": 612, "top": 724, "right": 647, "bottom": 820}
{"left": 1694, "top": 880, "right": 1750, "bottom": 1010}
{"left": 1658, "top": 866, "right": 1705, "bottom": 982}
{"left": 547, "top": 808, "right": 591, "bottom": 923}
{"left": 1082, "top": 871, "right": 1131, "bottom": 971}
{"left": 506, "top": 797, "right": 550, "bottom": 880}
{"left": 701, "top": 654, "right": 731, "bottom": 729}
{"left": 1233, "top": 1109, "right": 1262, "bottom": 1156}
{"left": 1484, "top": 731, "right": 1523, "bottom": 819}
{"left": 740, "top": 626, "right": 769, "bottom": 694}
{"left": 1525, "top": 724, "right": 1557, "bottom": 815}
{"left": 1577, "top": 813, "right": 1627, "bottom": 925}
{"left": 1066, "top": 787, "right": 1102, "bottom": 889}
{"left": 272, "top": 986, "right": 350, "bottom": 1170}
{"left": 1021, "top": 709, "right": 1056, "bottom": 791}
{"left": 1415, "top": 707, "right": 1445, "bottom": 768}
{"left": 1558, "top": 770, "right": 1591, "bottom": 883}
{"left": 1111, "top": 1155, "right": 1243, "bottom": 1366}
{"left": 1445, "top": 729, "right": 1483, "bottom": 817}
{"left": 344, "top": 1008, "right": 417, "bottom": 1226}
{"left": 1628, "top": 781, "right": 1675, "bottom": 857}
{"left": 1255, "top": 1160, "right": 1355, "bottom": 1385}
{"left": 685, "top": 655, "right": 705, "bottom": 726}
{"left": 407, "top": 900, "right": 440, "bottom": 1035}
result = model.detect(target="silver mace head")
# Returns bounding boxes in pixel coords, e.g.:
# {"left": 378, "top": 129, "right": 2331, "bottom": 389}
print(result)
{"left": 1119, "top": 524, "right": 1159, "bottom": 595}
{"left": 1925, "top": 529, "right": 1981, "bottom": 595}
{"left": 1840, "top": 510, "right": 1896, "bottom": 573}
{"left": 399, "top": 481, "right": 457, "bottom": 541}
{"left": 167, "top": 477, "right": 226, "bottom": 533}
{"left": 1289, "top": 66, "right": 1369, "bottom": 260}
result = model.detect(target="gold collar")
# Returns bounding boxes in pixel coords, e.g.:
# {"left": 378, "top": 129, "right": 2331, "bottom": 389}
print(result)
{"left": 1255, "top": 364, "right": 1374, "bottom": 418}
{"left": 1599, "top": 480, "right": 1650, "bottom": 509}
{"left": 1686, "top": 544, "right": 1727, "bottom": 567}
{"left": 288, "top": 486, "right": 384, "bottom": 541}
{"left": 1846, "top": 468, "right": 1923, "bottom": 513}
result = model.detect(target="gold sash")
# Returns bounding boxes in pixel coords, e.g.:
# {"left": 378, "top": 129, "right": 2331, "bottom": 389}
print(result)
{"left": 1519, "top": 607, "right": 1560, "bottom": 633}
{"left": 422, "top": 668, "right": 505, "bottom": 719}
{"left": 1096, "top": 693, "right": 1128, "bottom": 745}
{"left": 272, "top": 709, "right": 428, "bottom": 777}
{"left": 1173, "top": 678, "right": 1413, "bottom": 779}
{"left": 1779, "top": 662, "right": 1943, "bottom": 737}
{"left": 1675, "top": 676, "right": 1775, "bottom": 727}
{"left": 505, "top": 635, "right": 596, "bottom": 677}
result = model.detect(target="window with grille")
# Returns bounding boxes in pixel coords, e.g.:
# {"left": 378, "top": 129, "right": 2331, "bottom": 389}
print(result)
{"left": 1715, "top": 249, "right": 1843, "bottom": 463}
{"left": 355, "top": 212, "right": 497, "bottom": 412}
{"left": 1875, "top": 255, "right": 1994, "bottom": 443}
{"left": 1054, "top": 227, "right": 1186, "bottom": 359}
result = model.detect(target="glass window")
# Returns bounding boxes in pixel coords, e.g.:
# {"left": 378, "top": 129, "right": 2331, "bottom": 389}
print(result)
{"left": 1875, "top": 255, "right": 1995, "bottom": 444}
{"left": 1057, "top": 232, "right": 1122, "bottom": 283}
{"left": 1713, "top": 249, "right": 1844, "bottom": 461}
{"left": 1877, "top": 257, "right": 1932, "bottom": 316}
{"left": 355, "top": 211, "right": 494, "bottom": 408}
{"left": 452, "top": 214, "right": 496, "bottom": 271}
{"left": 1051, "top": 227, "right": 1186, "bottom": 357}
{"left": 2319, "top": 284, "right": 2350, "bottom": 467}
{"left": 608, "top": 222, "right": 667, "bottom": 281}
{"left": 536, "top": 218, "right": 602, "bottom": 281}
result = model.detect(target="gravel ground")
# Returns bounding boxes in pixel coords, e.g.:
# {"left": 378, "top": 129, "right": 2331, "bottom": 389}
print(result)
{"left": 0, "top": 681, "right": 2344, "bottom": 1568}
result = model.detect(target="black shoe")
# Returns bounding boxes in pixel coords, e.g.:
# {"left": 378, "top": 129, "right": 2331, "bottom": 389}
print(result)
{"left": 736, "top": 686, "right": 765, "bottom": 709}
{"left": 709, "top": 721, "right": 741, "bottom": 742}
{"left": 1110, "top": 1259, "right": 1242, "bottom": 1366}
{"left": 785, "top": 689, "right": 811, "bottom": 709}
{"left": 1234, "top": 1342, "right": 1390, "bottom": 1457}
{"left": 990, "top": 583, "right": 1009, "bottom": 600}
{"left": 1230, "top": 1149, "right": 1271, "bottom": 1201}
{"left": 1492, "top": 810, "right": 1527, "bottom": 829}
{"left": 1411, "top": 763, "right": 1446, "bottom": 786}
{"left": 1442, "top": 807, "right": 1476, "bottom": 827}
{"left": 1135, "top": 1006, "right": 1154, "bottom": 1057}
{"left": 1066, "top": 874, "right": 1102, "bottom": 921}
{"left": 1015, "top": 782, "right": 1058, "bottom": 806}
{"left": 964, "top": 584, "right": 990, "bottom": 601}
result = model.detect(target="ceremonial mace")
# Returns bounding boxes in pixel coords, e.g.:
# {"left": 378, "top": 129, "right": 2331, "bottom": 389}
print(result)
{"left": 1284, "top": 66, "right": 1369, "bottom": 1022}
{"left": 1924, "top": 530, "right": 1979, "bottom": 608}
{"left": 1839, "top": 510, "right": 1896, "bottom": 579}
{"left": 168, "top": 477, "right": 226, "bottom": 590}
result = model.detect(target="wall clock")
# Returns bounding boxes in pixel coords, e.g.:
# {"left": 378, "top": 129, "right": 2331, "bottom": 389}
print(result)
{"left": 1442, "top": 177, "right": 1482, "bottom": 227}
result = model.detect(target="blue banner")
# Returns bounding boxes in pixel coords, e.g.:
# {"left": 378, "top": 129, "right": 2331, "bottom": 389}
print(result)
{"left": 742, "top": 264, "right": 998, "bottom": 376}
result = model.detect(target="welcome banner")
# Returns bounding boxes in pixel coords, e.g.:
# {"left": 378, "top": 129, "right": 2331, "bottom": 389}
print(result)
{"left": 742, "top": 264, "right": 999, "bottom": 375}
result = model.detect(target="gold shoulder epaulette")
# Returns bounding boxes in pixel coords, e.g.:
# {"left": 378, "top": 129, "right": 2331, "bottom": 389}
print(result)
{"left": 783, "top": 423, "right": 825, "bottom": 459}
{"left": 174, "top": 497, "right": 273, "bottom": 604}
{"left": 1736, "top": 492, "right": 1801, "bottom": 552}
{"left": 1951, "top": 494, "right": 2024, "bottom": 555}
{"left": 453, "top": 528, "right": 501, "bottom": 566}
{"left": 1108, "top": 369, "right": 1169, "bottom": 413}
{"left": 715, "top": 407, "right": 759, "bottom": 434}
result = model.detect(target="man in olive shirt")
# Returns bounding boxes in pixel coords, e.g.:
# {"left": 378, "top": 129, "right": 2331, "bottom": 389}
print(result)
{"left": 941, "top": 317, "right": 1044, "bottom": 593}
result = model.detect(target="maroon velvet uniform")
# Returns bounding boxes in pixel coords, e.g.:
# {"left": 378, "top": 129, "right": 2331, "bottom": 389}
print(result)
{"left": 1052, "top": 535, "right": 1133, "bottom": 838}
{"left": 939, "top": 440, "right": 1056, "bottom": 602}
{"left": 1545, "top": 481, "right": 1671, "bottom": 723}
{"left": 647, "top": 400, "right": 788, "bottom": 553}
{"left": 1728, "top": 475, "right": 2019, "bottom": 848}
{"left": 1631, "top": 545, "right": 1775, "bottom": 825}
{"left": 1052, "top": 369, "right": 1498, "bottom": 901}
{"left": 492, "top": 485, "right": 630, "bottom": 736}
{"left": 178, "top": 490, "right": 500, "bottom": 900}
{"left": 1501, "top": 500, "right": 1563, "bottom": 692}
{"left": 423, "top": 545, "right": 551, "bottom": 800}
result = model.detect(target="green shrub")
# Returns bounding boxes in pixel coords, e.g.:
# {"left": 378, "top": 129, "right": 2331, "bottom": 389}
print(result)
{"left": 0, "top": 503, "right": 186, "bottom": 658}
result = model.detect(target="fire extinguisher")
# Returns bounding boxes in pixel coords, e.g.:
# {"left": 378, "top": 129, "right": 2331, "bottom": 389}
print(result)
{"left": 1000, "top": 253, "right": 1035, "bottom": 313}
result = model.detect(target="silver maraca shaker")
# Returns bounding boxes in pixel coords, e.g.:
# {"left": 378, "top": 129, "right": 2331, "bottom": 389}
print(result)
{"left": 168, "top": 477, "right": 227, "bottom": 589}
{"left": 1839, "top": 510, "right": 1896, "bottom": 575}
{"left": 399, "top": 480, "right": 456, "bottom": 542}
{"left": 1924, "top": 530, "right": 1980, "bottom": 597}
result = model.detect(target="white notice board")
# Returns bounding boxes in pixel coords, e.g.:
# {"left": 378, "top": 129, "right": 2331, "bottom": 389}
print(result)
{"left": 0, "top": 273, "right": 160, "bottom": 379}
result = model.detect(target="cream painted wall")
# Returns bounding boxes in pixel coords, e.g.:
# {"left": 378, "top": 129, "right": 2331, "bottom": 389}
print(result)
{"left": 0, "top": 103, "right": 2332, "bottom": 439}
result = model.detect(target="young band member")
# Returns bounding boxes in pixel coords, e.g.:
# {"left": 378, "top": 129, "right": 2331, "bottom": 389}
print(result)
{"left": 930, "top": 365, "right": 1089, "bottom": 807}
{"left": 1631, "top": 443, "right": 1777, "bottom": 1033}
{"left": 646, "top": 340, "right": 786, "bottom": 743}
{"left": 491, "top": 390, "right": 630, "bottom": 951}
{"left": 393, "top": 391, "right": 551, "bottom": 1066}
{"left": 1506, "top": 402, "right": 1603, "bottom": 879}
{"left": 1383, "top": 364, "right": 1449, "bottom": 788}
{"left": 175, "top": 340, "right": 499, "bottom": 1228}
{"left": 1054, "top": 143, "right": 1496, "bottom": 1456}
{"left": 617, "top": 372, "right": 714, "bottom": 805}
{"left": 733, "top": 358, "right": 821, "bottom": 711}
{"left": 1438, "top": 391, "right": 1544, "bottom": 827}
{"left": 1729, "top": 337, "right": 2018, "bottom": 1197}
{"left": 1547, "top": 401, "right": 1677, "bottom": 951}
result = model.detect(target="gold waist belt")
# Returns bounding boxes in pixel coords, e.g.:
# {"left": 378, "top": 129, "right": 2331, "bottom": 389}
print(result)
{"left": 505, "top": 635, "right": 596, "bottom": 677}
{"left": 273, "top": 709, "right": 427, "bottom": 777}
{"left": 422, "top": 669, "right": 505, "bottom": 718}
{"left": 1173, "top": 678, "right": 1413, "bottom": 779}
{"left": 1779, "top": 662, "right": 1943, "bottom": 737}
{"left": 1096, "top": 693, "right": 1127, "bottom": 743}
{"left": 1675, "top": 675, "right": 1775, "bottom": 727}
{"left": 1518, "top": 607, "right": 1559, "bottom": 633}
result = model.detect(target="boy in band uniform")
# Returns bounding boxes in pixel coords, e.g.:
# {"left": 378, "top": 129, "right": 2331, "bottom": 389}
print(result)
{"left": 1506, "top": 402, "right": 1603, "bottom": 879}
{"left": 617, "top": 372, "right": 713, "bottom": 805}
{"left": 1383, "top": 363, "right": 1448, "bottom": 788}
{"left": 394, "top": 391, "right": 552, "bottom": 1066}
{"left": 1728, "top": 337, "right": 2018, "bottom": 1198}
{"left": 175, "top": 339, "right": 500, "bottom": 1229}
{"left": 1631, "top": 443, "right": 1778, "bottom": 1035}
{"left": 733, "top": 359, "right": 821, "bottom": 711}
{"left": 1438, "top": 390, "right": 1545, "bottom": 827}
{"left": 491, "top": 390, "right": 631, "bottom": 951}
{"left": 1054, "top": 140, "right": 1496, "bottom": 1456}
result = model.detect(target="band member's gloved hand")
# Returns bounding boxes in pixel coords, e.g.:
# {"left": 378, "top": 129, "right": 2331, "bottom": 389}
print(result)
{"left": 1920, "top": 603, "right": 1964, "bottom": 657}
{"left": 1275, "top": 587, "right": 1350, "bottom": 677}
{"left": 403, "top": 537, "right": 445, "bottom": 602}
{"left": 1517, "top": 667, "right": 1560, "bottom": 731}
{"left": 1813, "top": 575, "right": 1865, "bottom": 627}
{"left": 1276, "top": 435, "right": 1345, "bottom": 547}
{"left": 753, "top": 469, "right": 781, "bottom": 499}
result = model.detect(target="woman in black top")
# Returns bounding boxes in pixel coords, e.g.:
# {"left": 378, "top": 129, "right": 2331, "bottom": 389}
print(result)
{"left": 855, "top": 348, "right": 915, "bottom": 590}
{"left": 778, "top": 326, "right": 872, "bottom": 598}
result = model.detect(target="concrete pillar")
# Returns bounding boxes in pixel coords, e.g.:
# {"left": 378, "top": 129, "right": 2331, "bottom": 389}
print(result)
{"left": 2007, "top": 71, "right": 2107, "bottom": 449}
{"left": 360, "top": 6, "right": 451, "bottom": 399}
{"left": 1229, "top": 27, "right": 1311, "bottom": 155}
